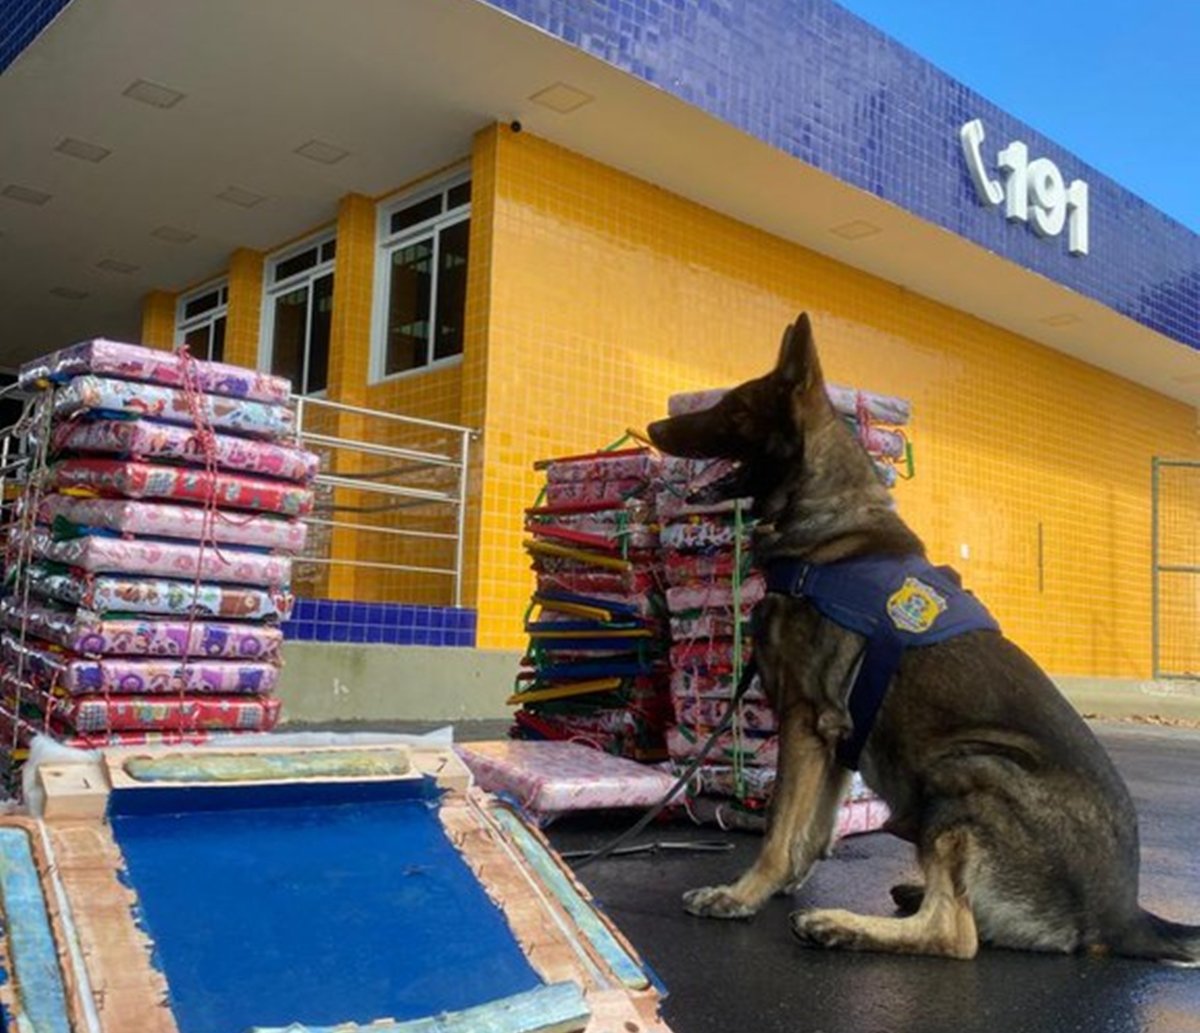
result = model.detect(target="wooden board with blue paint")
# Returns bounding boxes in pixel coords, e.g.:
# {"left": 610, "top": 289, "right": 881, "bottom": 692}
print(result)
{"left": 4, "top": 745, "right": 672, "bottom": 1033}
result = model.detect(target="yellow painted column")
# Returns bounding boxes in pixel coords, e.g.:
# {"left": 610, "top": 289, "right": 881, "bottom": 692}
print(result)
{"left": 140, "top": 290, "right": 176, "bottom": 349}
{"left": 458, "top": 125, "right": 500, "bottom": 623}
{"left": 223, "top": 248, "right": 264, "bottom": 370}
{"left": 325, "top": 194, "right": 376, "bottom": 599}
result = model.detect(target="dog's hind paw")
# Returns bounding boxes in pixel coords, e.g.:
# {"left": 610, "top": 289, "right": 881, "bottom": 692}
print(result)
{"left": 683, "top": 885, "right": 758, "bottom": 919}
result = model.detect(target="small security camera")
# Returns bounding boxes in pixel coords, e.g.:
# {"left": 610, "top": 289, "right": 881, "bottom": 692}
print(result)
{"left": 510, "top": 120, "right": 523, "bottom": 133}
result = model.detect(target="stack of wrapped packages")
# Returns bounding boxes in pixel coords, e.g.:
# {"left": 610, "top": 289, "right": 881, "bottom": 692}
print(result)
{"left": 660, "top": 384, "right": 910, "bottom": 831}
{"left": 0, "top": 339, "right": 316, "bottom": 753}
{"left": 508, "top": 446, "right": 673, "bottom": 761}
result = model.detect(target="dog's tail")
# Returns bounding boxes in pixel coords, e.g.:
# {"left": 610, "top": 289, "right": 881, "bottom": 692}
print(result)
{"left": 1111, "top": 909, "right": 1200, "bottom": 965}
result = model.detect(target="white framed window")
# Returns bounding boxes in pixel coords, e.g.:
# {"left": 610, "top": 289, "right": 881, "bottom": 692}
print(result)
{"left": 261, "top": 234, "right": 336, "bottom": 395}
{"left": 372, "top": 173, "right": 471, "bottom": 381}
{"left": 175, "top": 280, "right": 228, "bottom": 362}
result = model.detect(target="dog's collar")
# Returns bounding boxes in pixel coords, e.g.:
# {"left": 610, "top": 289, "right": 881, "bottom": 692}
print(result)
{"left": 762, "top": 553, "right": 999, "bottom": 768}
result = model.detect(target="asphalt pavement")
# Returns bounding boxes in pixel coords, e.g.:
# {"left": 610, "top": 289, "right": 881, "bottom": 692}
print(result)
{"left": 543, "top": 723, "right": 1200, "bottom": 1033}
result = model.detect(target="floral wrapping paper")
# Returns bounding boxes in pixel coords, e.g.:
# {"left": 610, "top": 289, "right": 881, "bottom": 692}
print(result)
{"left": 20, "top": 528, "right": 292, "bottom": 587}
{"left": 20, "top": 338, "right": 292, "bottom": 404}
{"left": 62, "top": 694, "right": 281, "bottom": 733}
{"left": 38, "top": 494, "right": 308, "bottom": 552}
{"left": 543, "top": 450, "right": 661, "bottom": 483}
{"left": 457, "top": 739, "right": 678, "bottom": 823}
{"left": 669, "top": 638, "right": 753, "bottom": 671}
{"left": 670, "top": 666, "right": 765, "bottom": 702}
{"left": 669, "top": 612, "right": 751, "bottom": 640}
{"left": 543, "top": 478, "right": 648, "bottom": 506}
{"left": 50, "top": 375, "right": 296, "bottom": 439}
{"left": 684, "top": 794, "right": 890, "bottom": 838}
{"left": 3, "top": 633, "right": 280, "bottom": 696}
{"left": 664, "top": 552, "right": 748, "bottom": 586}
{"left": 534, "top": 569, "right": 659, "bottom": 597}
{"left": 666, "top": 725, "right": 778, "bottom": 767}
{"left": 0, "top": 599, "right": 282, "bottom": 659}
{"left": 526, "top": 509, "right": 658, "bottom": 551}
{"left": 659, "top": 519, "right": 752, "bottom": 553}
{"left": 665, "top": 576, "right": 766, "bottom": 614}
{"left": 670, "top": 695, "right": 778, "bottom": 734}
{"left": 47, "top": 458, "right": 314, "bottom": 517}
{"left": 0, "top": 698, "right": 237, "bottom": 750}
{"left": 51, "top": 418, "right": 318, "bottom": 483}
{"left": 24, "top": 565, "right": 292, "bottom": 620}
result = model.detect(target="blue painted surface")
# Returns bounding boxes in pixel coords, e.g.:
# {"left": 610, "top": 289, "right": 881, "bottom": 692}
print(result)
{"left": 283, "top": 599, "right": 477, "bottom": 647}
{"left": 479, "top": 0, "right": 1200, "bottom": 353}
{"left": 110, "top": 785, "right": 543, "bottom": 1033}
{"left": 0, "top": 828, "right": 72, "bottom": 1033}
{"left": 0, "top": 0, "right": 71, "bottom": 73}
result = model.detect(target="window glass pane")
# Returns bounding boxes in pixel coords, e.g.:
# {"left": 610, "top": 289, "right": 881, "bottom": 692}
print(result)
{"left": 274, "top": 246, "right": 318, "bottom": 283}
{"left": 306, "top": 274, "right": 334, "bottom": 394}
{"left": 385, "top": 238, "right": 434, "bottom": 375}
{"left": 183, "top": 289, "right": 220, "bottom": 320}
{"left": 211, "top": 315, "right": 227, "bottom": 364}
{"left": 183, "top": 325, "right": 211, "bottom": 358}
{"left": 271, "top": 286, "right": 308, "bottom": 389}
{"left": 390, "top": 195, "right": 442, "bottom": 236}
{"left": 447, "top": 181, "right": 471, "bottom": 210}
{"left": 433, "top": 219, "right": 470, "bottom": 361}
{"left": 320, "top": 239, "right": 337, "bottom": 264}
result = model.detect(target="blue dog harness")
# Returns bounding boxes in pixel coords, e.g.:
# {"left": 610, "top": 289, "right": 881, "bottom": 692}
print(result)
{"left": 764, "top": 555, "right": 999, "bottom": 769}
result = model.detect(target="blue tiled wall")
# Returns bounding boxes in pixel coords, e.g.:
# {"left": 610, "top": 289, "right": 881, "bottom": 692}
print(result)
{"left": 482, "top": 0, "right": 1200, "bottom": 352}
{"left": 282, "top": 599, "right": 477, "bottom": 647}
{"left": 1, "top": 0, "right": 72, "bottom": 73}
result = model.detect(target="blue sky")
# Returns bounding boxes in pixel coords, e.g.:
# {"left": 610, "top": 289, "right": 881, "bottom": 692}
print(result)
{"left": 834, "top": 0, "right": 1200, "bottom": 233}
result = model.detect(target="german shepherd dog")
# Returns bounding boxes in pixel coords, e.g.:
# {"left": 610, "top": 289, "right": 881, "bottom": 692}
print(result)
{"left": 647, "top": 313, "right": 1200, "bottom": 962}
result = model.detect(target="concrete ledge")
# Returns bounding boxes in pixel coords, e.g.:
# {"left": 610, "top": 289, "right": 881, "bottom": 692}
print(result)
{"left": 275, "top": 643, "right": 521, "bottom": 724}
{"left": 1055, "top": 676, "right": 1200, "bottom": 723}
{"left": 274, "top": 643, "right": 1200, "bottom": 726}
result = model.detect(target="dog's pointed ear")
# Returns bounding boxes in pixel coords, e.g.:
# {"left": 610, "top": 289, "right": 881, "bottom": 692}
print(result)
{"left": 777, "top": 312, "right": 824, "bottom": 393}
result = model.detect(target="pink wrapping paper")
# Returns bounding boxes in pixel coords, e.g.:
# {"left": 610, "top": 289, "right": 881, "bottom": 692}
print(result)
{"left": 0, "top": 599, "right": 282, "bottom": 658}
{"left": 47, "top": 458, "right": 314, "bottom": 517}
{"left": 21, "top": 528, "right": 292, "bottom": 587}
{"left": 544, "top": 479, "right": 649, "bottom": 506}
{"left": 50, "top": 375, "right": 295, "bottom": 439}
{"left": 670, "top": 695, "right": 777, "bottom": 734}
{"left": 456, "top": 740, "right": 678, "bottom": 823}
{"left": 665, "top": 576, "right": 766, "bottom": 613}
{"left": 43, "top": 691, "right": 281, "bottom": 733}
{"left": 38, "top": 494, "right": 307, "bottom": 552}
{"left": 51, "top": 419, "right": 318, "bottom": 483}
{"left": 669, "top": 612, "right": 751, "bottom": 639}
{"left": 3, "top": 634, "right": 280, "bottom": 696}
{"left": 660, "top": 519, "right": 751, "bottom": 553}
{"left": 534, "top": 570, "right": 660, "bottom": 597}
{"left": 20, "top": 338, "right": 292, "bottom": 403}
{"left": 526, "top": 510, "right": 658, "bottom": 551}
{"left": 670, "top": 666, "right": 765, "bottom": 701}
{"left": 543, "top": 450, "right": 661, "bottom": 483}
{"left": 666, "top": 725, "right": 778, "bottom": 767}
{"left": 669, "top": 638, "right": 753, "bottom": 671}
{"left": 25, "top": 565, "right": 292, "bottom": 620}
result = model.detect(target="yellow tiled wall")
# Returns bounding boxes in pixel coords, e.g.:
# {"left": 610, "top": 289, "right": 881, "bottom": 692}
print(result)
{"left": 139, "top": 290, "right": 175, "bottom": 349}
{"left": 470, "top": 126, "right": 1199, "bottom": 678}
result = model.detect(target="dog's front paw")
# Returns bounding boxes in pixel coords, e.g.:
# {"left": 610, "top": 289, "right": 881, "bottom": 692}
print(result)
{"left": 790, "top": 908, "right": 863, "bottom": 949}
{"left": 683, "top": 885, "right": 758, "bottom": 919}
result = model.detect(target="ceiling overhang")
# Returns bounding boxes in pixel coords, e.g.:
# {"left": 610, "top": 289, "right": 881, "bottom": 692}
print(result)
{"left": 1, "top": 0, "right": 1196, "bottom": 406}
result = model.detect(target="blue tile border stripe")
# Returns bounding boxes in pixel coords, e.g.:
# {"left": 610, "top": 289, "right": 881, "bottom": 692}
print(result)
{"left": 1, "top": 0, "right": 73, "bottom": 74}
{"left": 283, "top": 599, "right": 477, "bottom": 647}
{"left": 480, "top": 0, "right": 1200, "bottom": 353}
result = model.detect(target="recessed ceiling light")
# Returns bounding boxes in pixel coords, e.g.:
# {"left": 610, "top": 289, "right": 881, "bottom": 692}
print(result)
{"left": 96, "top": 258, "right": 140, "bottom": 275}
{"left": 151, "top": 225, "right": 197, "bottom": 244}
{"left": 216, "top": 185, "right": 266, "bottom": 208}
{"left": 1039, "top": 313, "right": 1081, "bottom": 328}
{"left": 294, "top": 139, "right": 350, "bottom": 165}
{"left": 3, "top": 184, "right": 52, "bottom": 206}
{"left": 50, "top": 286, "right": 89, "bottom": 300}
{"left": 830, "top": 220, "right": 882, "bottom": 240}
{"left": 55, "top": 137, "right": 112, "bottom": 163}
{"left": 122, "top": 79, "right": 186, "bottom": 109}
{"left": 529, "top": 82, "right": 595, "bottom": 114}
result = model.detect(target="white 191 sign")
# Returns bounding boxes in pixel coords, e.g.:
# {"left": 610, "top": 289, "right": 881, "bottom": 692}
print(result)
{"left": 960, "top": 119, "right": 1089, "bottom": 255}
